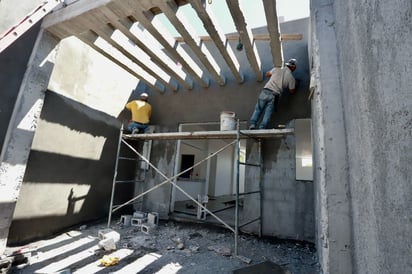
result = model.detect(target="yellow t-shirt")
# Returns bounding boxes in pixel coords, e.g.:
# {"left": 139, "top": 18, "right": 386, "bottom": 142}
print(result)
{"left": 126, "top": 100, "right": 152, "bottom": 124}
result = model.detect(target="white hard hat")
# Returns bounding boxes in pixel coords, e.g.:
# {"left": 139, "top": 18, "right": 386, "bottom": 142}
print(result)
{"left": 285, "top": 58, "right": 297, "bottom": 66}
{"left": 140, "top": 92, "right": 149, "bottom": 98}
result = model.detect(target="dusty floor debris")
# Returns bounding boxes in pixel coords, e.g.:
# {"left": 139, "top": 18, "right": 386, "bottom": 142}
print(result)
{"left": 6, "top": 219, "right": 319, "bottom": 273}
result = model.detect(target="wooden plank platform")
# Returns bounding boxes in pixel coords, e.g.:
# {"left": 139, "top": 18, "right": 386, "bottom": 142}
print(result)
{"left": 122, "top": 128, "right": 294, "bottom": 140}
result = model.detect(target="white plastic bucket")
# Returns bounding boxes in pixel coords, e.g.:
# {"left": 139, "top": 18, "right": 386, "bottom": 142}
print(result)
{"left": 220, "top": 111, "right": 236, "bottom": 131}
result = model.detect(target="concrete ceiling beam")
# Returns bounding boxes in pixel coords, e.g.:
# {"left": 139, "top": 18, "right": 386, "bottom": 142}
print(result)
{"left": 110, "top": 0, "right": 210, "bottom": 88}
{"left": 42, "top": 0, "right": 112, "bottom": 29}
{"left": 188, "top": 0, "right": 244, "bottom": 84}
{"left": 99, "top": 6, "right": 194, "bottom": 91}
{"left": 177, "top": 33, "right": 303, "bottom": 42}
{"left": 226, "top": 0, "right": 263, "bottom": 82}
{"left": 78, "top": 10, "right": 178, "bottom": 92}
{"left": 262, "top": 0, "right": 283, "bottom": 67}
{"left": 158, "top": 0, "right": 226, "bottom": 86}
{"left": 62, "top": 25, "right": 166, "bottom": 93}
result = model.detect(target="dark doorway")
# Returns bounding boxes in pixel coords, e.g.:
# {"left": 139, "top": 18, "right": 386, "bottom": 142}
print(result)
{"left": 180, "top": 154, "right": 195, "bottom": 178}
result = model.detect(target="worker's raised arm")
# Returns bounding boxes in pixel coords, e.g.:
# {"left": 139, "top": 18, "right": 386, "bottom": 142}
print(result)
{"left": 288, "top": 78, "right": 297, "bottom": 94}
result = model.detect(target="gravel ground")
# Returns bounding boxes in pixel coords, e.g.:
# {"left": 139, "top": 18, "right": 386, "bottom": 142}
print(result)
{"left": 7, "top": 220, "right": 319, "bottom": 274}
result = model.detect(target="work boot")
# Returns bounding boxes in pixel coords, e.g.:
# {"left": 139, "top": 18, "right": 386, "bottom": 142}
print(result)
{"left": 249, "top": 124, "right": 256, "bottom": 130}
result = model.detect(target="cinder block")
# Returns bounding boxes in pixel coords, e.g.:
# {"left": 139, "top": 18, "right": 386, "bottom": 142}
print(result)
{"left": 120, "top": 215, "right": 132, "bottom": 226}
{"left": 147, "top": 212, "right": 159, "bottom": 225}
{"left": 131, "top": 217, "right": 147, "bottom": 227}
{"left": 133, "top": 211, "right": 147, "bottom": 218}
{"left": 141, "top": 224, "right": 156, "bottom": 235}
{"left": 197, "top": 194, "right": 208, "bottom": 220}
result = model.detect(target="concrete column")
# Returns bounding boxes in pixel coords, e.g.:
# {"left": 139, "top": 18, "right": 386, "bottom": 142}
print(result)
{"left": 0, "top": 30, "right": 59, "bottom": 254}
{"left": 311, "top": 0, "right": 353, "bottom": 273}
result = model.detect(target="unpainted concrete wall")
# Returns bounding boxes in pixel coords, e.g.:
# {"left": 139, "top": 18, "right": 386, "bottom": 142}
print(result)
{"left": 0, "top": 23, "right": 40, "bottom": 158}
{"left": 312, "top": 0, "right": 412, "bottom": 273}
{"left": 138, "top": 20, "right": 314, "bottom": 241}
{"left": 0, "top": 1, "right": 44, "bottom": 154}
{"left": 8, "top": 91, "right": 120, "bottom": 243}
{"left": 334, "top": 1, "right": 412, "bottom": 273}
{"left": 7, "top": 18, "right": 314, "bottom": 243}
{"left": 7, "top": 37, "right": 139, "bottom": 244}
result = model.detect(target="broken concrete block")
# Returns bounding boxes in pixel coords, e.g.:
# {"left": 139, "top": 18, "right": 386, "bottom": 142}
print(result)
{"left": 98, "top": 238, "right": 117, "bottom": 251}
{"left": 189, "top": 246, "right": 200, "bottom": 253}
{"left": 98, "top": 229, "right": 120, "bottom": 242}
{"left": 208, "top": 245, "right": 231, "bottom": 256}
{"left": 98, "top": 229, "right": 120, "bottom": 250}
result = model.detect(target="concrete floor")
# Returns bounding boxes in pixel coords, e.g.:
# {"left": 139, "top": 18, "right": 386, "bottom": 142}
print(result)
{"left": 4, "top": 219, "right": 319, "bottom": 274}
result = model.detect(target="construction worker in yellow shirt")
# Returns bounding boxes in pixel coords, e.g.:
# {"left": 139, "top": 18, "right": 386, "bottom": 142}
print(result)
{"left": 125, "top": 92, "right": 152, "bottom": 134}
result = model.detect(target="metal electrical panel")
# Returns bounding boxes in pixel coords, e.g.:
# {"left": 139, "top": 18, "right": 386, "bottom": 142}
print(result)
{"left": 295, "top": 119, "right": 313, "bottom": 181}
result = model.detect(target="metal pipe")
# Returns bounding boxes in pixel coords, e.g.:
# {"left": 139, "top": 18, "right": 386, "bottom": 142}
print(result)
{"left": 239, "top": 217, "right": 261, "bottom": 228}
{"left": 259, "top": 140, "right": 263, "bottom": 238}
{"left": 107, "top": 126, "right": 123, "bottom": 228}
{"left": 123, "top": 128, "right": 294, "bottom": 140}
{"left": 116, "top": 138, "right": 237, "bottom": 233}
{"left": 234, "top": 119, "right": 241, "bottom": 256}
{"left": 238, "top": 190, "right": 260, "bottom": 196}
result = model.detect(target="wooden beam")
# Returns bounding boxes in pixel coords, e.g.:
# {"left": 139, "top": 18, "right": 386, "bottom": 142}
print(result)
{"left": 176, "top": 33, "right": 303, "bottom": 43}
{"left": 123, "top": 128, "right": 294, "bottom": 140}
{"left": 42, "top": 0, "right": 112, "bottom": 28}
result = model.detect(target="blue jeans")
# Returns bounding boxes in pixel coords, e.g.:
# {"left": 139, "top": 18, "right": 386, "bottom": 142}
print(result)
{"left": 127, "top": 121, "right": 150, "bottom": 133}
{"left": 249, "top": 89, "right": 276, "bottom": 129}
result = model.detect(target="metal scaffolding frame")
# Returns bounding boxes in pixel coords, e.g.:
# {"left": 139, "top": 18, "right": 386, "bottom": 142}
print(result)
{"left": 107, "top": 122, "right": 294, "bottom": 256}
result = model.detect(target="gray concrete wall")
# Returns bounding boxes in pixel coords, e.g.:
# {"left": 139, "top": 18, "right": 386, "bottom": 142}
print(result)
{"left": 0, "top": 28, "right": 59, "bottom": 254}
{"left": 7, "top": 36, "right": 140, "bottom": 245}
{"left": 310, "top": 1, "right": 352, "bottom": 272}
{"left": 5, "top": 18, "right": 314, "bottom": 245}
{"left": 8, "top": 91, "right": 121, "bottom": 243}
{"left": 0, "top": 22, "right": 40, "bottom": 159}
{"left": 140, "top": 19, "right": 314, "bottom": 241}
{"left": 334, "top": 1, "right": 412, "bottom": 273}
{"left": 312, "top": 0, "right": 412, "bottom": 273}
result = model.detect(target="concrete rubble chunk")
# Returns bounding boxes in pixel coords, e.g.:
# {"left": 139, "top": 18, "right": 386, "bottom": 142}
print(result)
{"left": 98, "top": 229, "right": 120, "bottom": 251}
{"left": 208, "top": 245, "right": 232, "bottom": 256}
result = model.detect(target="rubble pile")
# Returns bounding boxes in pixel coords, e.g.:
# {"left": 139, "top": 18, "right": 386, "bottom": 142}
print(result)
{"left": 5, "top": 213, "right": 319, "bottom": 274}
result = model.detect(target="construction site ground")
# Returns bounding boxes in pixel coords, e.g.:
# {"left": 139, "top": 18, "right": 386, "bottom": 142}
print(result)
{"left": 5, "top": 219, "right": 319, "bottom": 274}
